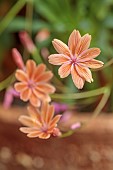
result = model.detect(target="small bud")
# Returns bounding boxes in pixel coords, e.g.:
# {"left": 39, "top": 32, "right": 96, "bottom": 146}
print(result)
{"left": 52, "top": 128, "right": 62, "bottom": 137}
{"left": 70, "top": 122, "right": 81, "bottom": 130}
{"left": 12, "top": 48, "right": 25, "bottom": 69}
{"left": 41, "top": 48, "right": 49, "bottom": 60}
{"left": 35, "top": 29, "right": 50, "bottom": 42}
{"left": 19, "top": 31, "right": 36, "bottom": 53}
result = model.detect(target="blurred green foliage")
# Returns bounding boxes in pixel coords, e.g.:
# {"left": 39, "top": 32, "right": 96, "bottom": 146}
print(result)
{"left": 0, "top": 0, "right": 113, "bottom": 111}
{"left": 4, "top": 0, "right": 113, "bottom": 61}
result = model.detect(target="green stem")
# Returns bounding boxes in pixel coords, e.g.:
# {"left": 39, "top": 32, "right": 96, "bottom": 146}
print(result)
{"left": 51, "top": 86, "right": 108, "bottom": 100}
{"left": 91, "top": 88, "right": 110, "bottom": 119}
{"left": 0, "top": 74, "right": 15, "bottom": 91}
{"left": 23, "top": 0, "right": 34, "bottom": 60}
{"left": 32, "top": 48, "right": 43, "bottom": 64}
{"left": 0, "top": 0, "right": 26, "bottom": 35}
{"left": 25, "top": 0, "right": 34, "bottom": 35}
{"left": 60, "top": 130, "right": 74, "bottom": 138}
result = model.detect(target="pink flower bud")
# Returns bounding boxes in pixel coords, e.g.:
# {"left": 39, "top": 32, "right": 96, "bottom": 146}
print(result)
{"left": 52, "top": 128, "right": 62, "bottom": 137}
{"left": 41, "top": 47, "right": 50, "bottom": 60}
{"left": 35, "top": 29, "right": 50, "bottom": 42}
{"left": 12, "top": 48, "right": 25, "bottom": 69}
{"left": 70, "top": 122, "right": 81, "bottom": 130}
{"left": 19, "top": 31, "right": 36, "bottom": 53}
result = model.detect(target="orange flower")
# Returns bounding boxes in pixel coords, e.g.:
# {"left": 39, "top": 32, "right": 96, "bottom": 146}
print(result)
{"left": 14, "top": 60, "right": 55, "bottom": 107}
{"left": 48, "top": 29, "right": 104, "bottom": 89}
{"left": 19, "top": 102, "right": 61, "bottom": 139}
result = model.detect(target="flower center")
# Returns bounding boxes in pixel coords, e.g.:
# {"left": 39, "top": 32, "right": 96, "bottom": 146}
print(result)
{"left": 71, "top": 55, "right": 78, "bottom": 65}
{"left": 27, "top": 79, "right": 35, "bottom": 89}
{"left": 41, "top": 123, "right": 48, "bottom": 133}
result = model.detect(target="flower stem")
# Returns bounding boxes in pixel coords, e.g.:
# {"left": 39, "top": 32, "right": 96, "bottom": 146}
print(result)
{"left": 90, "top": 88, "right": 110, "bottom": 119}
{"left": 25, "top": 0, "right": 34, "bottom": 35}
{"left": 60, "top": 130, "right": 74, "bottom": 138}
{"left": 0, "top": 0, "right": 26, "bottom": 35}
{"left": 51, "top": 86, "right": 109, "bottom": 100}
{"left": 32, "top": 48, "right": 43, "bottom": 64}
{"left": 23, "top": 0, "right": 34, "bottom": 60}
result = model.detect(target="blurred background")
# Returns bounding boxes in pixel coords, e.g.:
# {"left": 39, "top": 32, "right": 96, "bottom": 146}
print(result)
{"left": 0, "top": 1, "right": 113, "bottom": 170}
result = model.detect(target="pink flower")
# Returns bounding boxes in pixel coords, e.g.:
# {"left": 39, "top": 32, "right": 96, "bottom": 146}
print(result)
{"left": 3, "top": 87, "right": 20, "bottom": 109}
{"left": 48, "top": 29, "right": 104, "bottom": 89}
{"left": 19, "top": 102, "right": 61, "bottom": 139}
{"left": 14, "top": 60, "right": 55, "bottom": 107}
{"left": 52, "top": 102, "right": 68, "bottom": 114}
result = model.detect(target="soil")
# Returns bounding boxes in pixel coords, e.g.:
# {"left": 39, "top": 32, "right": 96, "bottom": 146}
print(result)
{"left": 0, "top": 105, "right": 113, "bottom": 170}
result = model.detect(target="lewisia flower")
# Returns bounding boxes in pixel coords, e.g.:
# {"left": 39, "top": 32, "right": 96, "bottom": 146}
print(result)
{"left": 14, "top": 60, "right": 55, "bottom": 107}
{"left": 48, "top": 29, "right": 104, "bottom": 89}
{"left": 19, "top": 102, "right": 61, "bottom": 139}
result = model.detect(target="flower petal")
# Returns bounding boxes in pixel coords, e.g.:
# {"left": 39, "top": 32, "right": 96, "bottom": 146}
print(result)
{"left": 14, "top": 82, "right": 27, "bottom": 92}
{"left": 80, "top": 59, "right": 104, "bottom": 69}
{"left": 33, "top": 89, "right": 51, "bottom": 102}
{"left": 46, "top": 105, "right": 54, "bottom": 124}
{"left": 20, "top": 127, "right": 39, "bottom": 134}
{"left": 33, "top": 63, "right": 46, "bottom": 80}
{"left": 71, "top": 64, "right": 85, "bottom": 89}
{"left": 58, "top": 62, "right": 71, "bottom": 78}
{"left": 19, "top": 115, "right": 34, "bottom": 127}
{"left": 35, "top": 71, "right": 53, "bottom": 82}
{"left": 20, "top": 88, "right": 31, "bottom": 101}
{"left": 48, "top": 54, "right": 70, "bottom": 65}
{"left": 36, "top": 83, "right": 55, "bottom": 94}
{"left": 27, "top": 131, "right": 42, "bottom": 138}
{"left": 38, "top": 133, "right": 51, "bottom": 139}
{"left": 27, "top": 105, "right": 41, "bottom": 121}
{"left": 41, "top": 102, "right": 48, "bottom": 123}
{"left": 15, "top": 70, "right": 28, "bottom": 82}
{"left": 29, "top": 93, "right": 41, "bottom": 107}
{"left": 49, "top": 115, "right": 61, "bottom": 129}
{"left": 26, "top": 60, "right": 36, "bottom": 79}
{"left": 68, "top": 29, "right": 81, "bottom": 55}
{"left": 52, "top": 39, "right": 71, "bottom": 56}
{"left": 75, "top": 64, "right": 93, "bottom": 83}
{"left": 76, "top": 34, "right": 91, "bottom": 55}
{"left": 79, "top": 48, "right": 101, "bottom": 61}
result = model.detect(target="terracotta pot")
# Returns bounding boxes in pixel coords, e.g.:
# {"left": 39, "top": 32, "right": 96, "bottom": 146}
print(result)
{"left": 0, "top": 105, "right": 113, "bottom": 170}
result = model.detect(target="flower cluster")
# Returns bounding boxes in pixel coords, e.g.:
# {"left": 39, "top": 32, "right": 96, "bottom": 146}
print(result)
{"left": 12, "top": 29, "right": 103, "bottom": 139}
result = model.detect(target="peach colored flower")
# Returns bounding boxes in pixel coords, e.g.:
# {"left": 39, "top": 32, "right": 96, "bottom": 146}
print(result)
{"left": 14, "top": 60, "right": 55, "bottom": 107}
{"left": 48, "top": 29, "right": 104, "bottom": 89}
{"left": 19, "top": 102, "right": 61, "bottom": 139}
